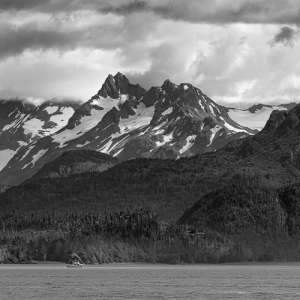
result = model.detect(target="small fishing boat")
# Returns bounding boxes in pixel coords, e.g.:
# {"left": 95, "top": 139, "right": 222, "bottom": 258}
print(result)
{"left": 66, "top": 260, "right": 84, "bottom": 268}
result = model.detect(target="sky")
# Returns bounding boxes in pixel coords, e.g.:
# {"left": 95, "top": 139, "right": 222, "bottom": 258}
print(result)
{"left": 0, "top": 0, "right": 300, "bottom": 107}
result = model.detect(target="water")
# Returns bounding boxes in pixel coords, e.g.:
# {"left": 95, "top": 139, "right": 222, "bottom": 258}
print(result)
{"left": 0, "top": 263, "right": 300, "bottom": 299}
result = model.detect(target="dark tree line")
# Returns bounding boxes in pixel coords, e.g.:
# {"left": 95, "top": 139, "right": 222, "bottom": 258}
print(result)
{"left": 2, "top": 179, "right": 300, "bottom": 264}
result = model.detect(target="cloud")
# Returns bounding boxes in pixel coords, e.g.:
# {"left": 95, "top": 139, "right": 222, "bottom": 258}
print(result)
{"left": 270, "top": 26, "right": 300, "bottom": 47}
{"left": 99, "top": 0, "right": 300, "bottom": 25}
{"left": 0, "top": 48, "right": 123, "bottom": 100}
{"left": 0, "top": 0, "right": 52, "bottom": 11}
{"left": 0, "top": 24, "right": 77, "bottom": 59}
{"left": 126, "top": 22, "right": 300, "bottom": 106}
{"left": 126, "top": 43, "right": 182, "bottom": 88}
{"left": 0, "top": 0, "right": 81, "bottom": 13}
{"left": 1, "top": 0, "right": 300, "bottom": 106}
{"left": 0, "top": 12, "right": 125, "bottom": 59}
{"left": 2, "top": 0, "right": 300, "bottom": 25}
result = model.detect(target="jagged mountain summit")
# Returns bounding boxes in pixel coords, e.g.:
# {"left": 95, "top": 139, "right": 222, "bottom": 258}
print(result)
{"left": 55, "top": 72, "right": 256, "bottom": 160}
{"left": 0, "top": 72, "right": 286, "bottom": 187}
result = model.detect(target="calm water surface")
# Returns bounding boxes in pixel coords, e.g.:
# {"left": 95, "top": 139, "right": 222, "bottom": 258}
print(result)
{"left": 0, "top": 263, "right": 300, "bottom": 299}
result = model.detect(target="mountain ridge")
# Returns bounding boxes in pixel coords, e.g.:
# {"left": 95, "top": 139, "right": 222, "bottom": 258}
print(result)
{"left": 2, "top": 101, "right": 300, "bottom": 219}
{"left": 0, "top": 73, "right": 297, "bottom": 187}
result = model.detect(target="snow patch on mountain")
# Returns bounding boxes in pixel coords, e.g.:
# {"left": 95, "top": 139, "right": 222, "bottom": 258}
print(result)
{"left": 210, "top": 102, "right": 221, "bottom": 114}
{"left": 109, "top": 135, "right": 130, "bottom": 151}
{"left": 153, "top": 121, "right": 168, "bottom": 134}
{"left": 208, "top": 105, "right": 215, "bottom": 115}
{"left": 0, "top": 149, "right": 15, "bottom": 171}
{"left": 44, "top": 106, "right": 58, "bottom": 114}
{"left": 2, "top": 113, "right": 27, "bottom": 131}
{"left": 31, "top": 149, "right": 47, "bottom": 166}
{"left": 198, "top": 99, "right": 205, "bottom": 111}
{"left": 180, "top": 135, "right": 197, "bottom": 154}
{"left": 22, "top": 149, "right": 47, "bottom": 170}
{"left": 45, "top": 107, "right": 75, "bottom": 134}
{"left": 119, "top": 94, "right": 128, "bottom": 105}
{"left": 91, "top": 97, "right": 117, "bottom": 109}
{"left": 119, "top": 102, "right": 155, "bottom": 133}
{"left": 8, "top": 108, "right": 18, "bottom": 117}
{"left": 102, "top": 123, "right": 113, "bottom": 131}
{"left": 23, "top": 118, "right": 45, "bottom": 136}
{"left": 162, "top": 107, "right": 173, "bottom": 116}
{"left": 113, "top": 148, "right": 123, "bottom": 157}
{"left": 228, "top": 106, "right": 287, "bottom": 131}
{"left": 76, "top": 141, "right": 91, "bottom": 148}
{"left": 156, "top": 131, "right": 174, "bottom": 147}
{"left": 219, "top": 117, "right": 249, "bottom": 133}
{"left": 20, "top": 146, "right": 35, "bottom": 161}
{"left": 100, "top": 138, "right": 114, "bottom": 153}
{"left": 18, "top": 141, "right": 27, "bottom": 147}
{"left": 53, "top": 97, "right": 118, "bottom": 147}
{"left": 208, "top": 126, "right": 222, "bottom": 146}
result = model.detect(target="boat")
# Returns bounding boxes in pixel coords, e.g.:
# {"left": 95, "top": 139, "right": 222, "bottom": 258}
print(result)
{"left": 66, "top": 260, "right": 84, "bottom": 268}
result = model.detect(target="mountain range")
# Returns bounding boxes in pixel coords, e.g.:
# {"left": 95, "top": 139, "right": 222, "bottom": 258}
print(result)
{"left": 0, "top": 72, "right": 296, "bottom": 187}
{"left": 1, "top": 73, "right": 300, "bottom": 264}
{"left": 2, "top": 98, "right": 300, "bottom": 219}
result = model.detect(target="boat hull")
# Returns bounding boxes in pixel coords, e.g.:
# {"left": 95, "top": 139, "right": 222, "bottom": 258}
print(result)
{"left": 66, "top": 265, "right": 83, "bottom": 268}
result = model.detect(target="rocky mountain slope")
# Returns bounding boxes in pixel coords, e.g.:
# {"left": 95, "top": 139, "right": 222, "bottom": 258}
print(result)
{"left": 0, "top": 99, "right": 80, "bottom": 172}
{"left": 0, "top": 73, "right": 258, "bottom": 187}
{"left": 23, "top": 150, "right": 118, "bottom": 184}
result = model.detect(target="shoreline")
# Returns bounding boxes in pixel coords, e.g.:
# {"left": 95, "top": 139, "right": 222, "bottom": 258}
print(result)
{"left": 2, "top": 260, "right": 300, "bottom": 267}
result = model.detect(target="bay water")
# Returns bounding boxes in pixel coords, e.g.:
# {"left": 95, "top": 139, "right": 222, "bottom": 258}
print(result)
{"left": 0, "top": 263, "right": 299, "bottom": 299}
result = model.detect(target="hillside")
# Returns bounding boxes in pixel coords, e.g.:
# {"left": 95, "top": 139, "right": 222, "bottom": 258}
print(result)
{"left": 24, "top": 150, "right": 118, "bottom": 184}
{"left": 176, "top": 181, "right": 300, "bottom": 262}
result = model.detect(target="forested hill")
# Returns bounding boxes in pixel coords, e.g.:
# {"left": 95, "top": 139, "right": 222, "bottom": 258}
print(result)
{"left": 176, "top": 181, "right": 300, "bottom": 262}
{"left": 24, "top": 150, "right": 118, "bottom": 184}
{"left": 2, "top": 180, "right": 300, "bottom": 264}
{"left": 0, "top": 155, "right": 233, "bottom": 221}
{"left": 179, "top": 181, "right": 300, "bottom": 235}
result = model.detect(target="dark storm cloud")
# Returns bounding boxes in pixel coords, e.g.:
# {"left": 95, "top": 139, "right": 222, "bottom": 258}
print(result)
{"left": 0, "top": 0, "right": 97, "bottom": 13}
{"left": 98, "top": 0, "right": 300, "bottom": 25}
{"left": 0, "top": 0, "right": 77, "bottom": 13}
{"left": 270, "top": 26, "right": 300, "bottom": 47}
{"left": 0, "top": 0, "right": 52, "bottom": 11}
{"left": 0, "top": 22, "right": 122, "bottom": 59}
{"left": 1, "top": 0, "right": 300, "bottom": 25}
{"left": 0, "top": 24, "right": 76, "bottom": 58}
{"left": 109, "top": 0, "right": 149, "bottom": 14}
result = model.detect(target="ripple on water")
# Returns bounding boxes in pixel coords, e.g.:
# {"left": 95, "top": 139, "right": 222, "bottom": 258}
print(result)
{"left": 1, "top": 263, "right": 300, "bottom": 300}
